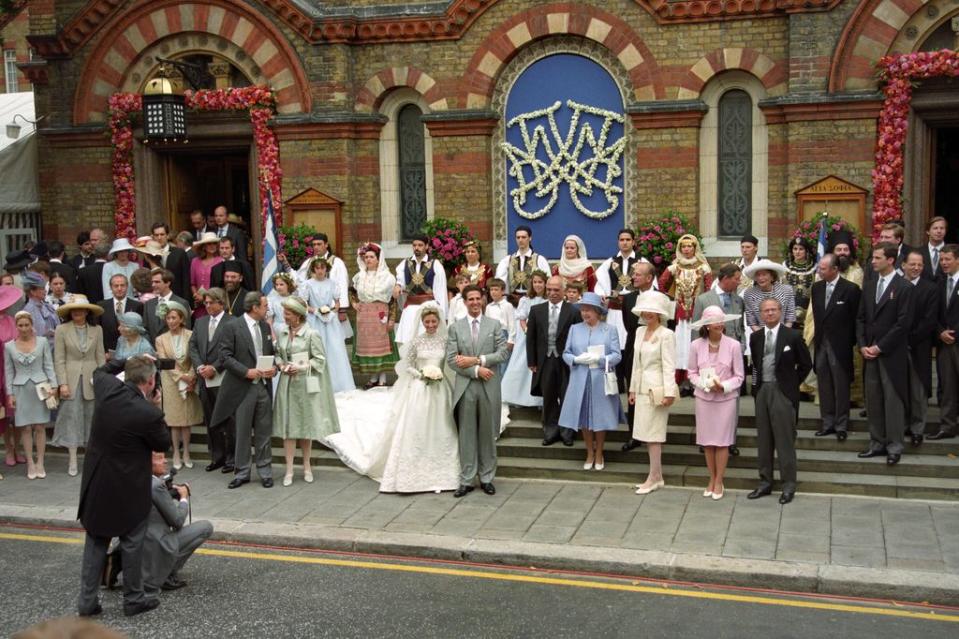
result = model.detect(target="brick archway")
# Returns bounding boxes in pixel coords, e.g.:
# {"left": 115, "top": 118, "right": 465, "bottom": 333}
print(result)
{"left": 675, "top": 47, "right": 788, "bottom": 99}
{"left": 73, "top": 0, "right": 311, "bottom": 124}
{"left": 829, "top": 0, "right": 924, "bottom": 92}
{"left": 355, "top": 67, "right": 448, "bottom": 112}
{"left": 459, "top": 3, "right": 664, "bottom": 109}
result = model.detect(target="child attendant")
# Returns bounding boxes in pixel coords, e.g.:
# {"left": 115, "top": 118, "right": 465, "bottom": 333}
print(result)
{"left": 447, "top": 273, "right": 470, "bottom": 326}
{"left": 302, "top": 257, "right": 356, "bottom": 393}
{"left": 565, "top": 281, "right": 585, "bottom": 304}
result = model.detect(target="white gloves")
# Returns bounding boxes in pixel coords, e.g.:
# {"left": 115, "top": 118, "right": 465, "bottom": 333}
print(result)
{"left": 574, "top": 352, "right": 602, "bottom": 365}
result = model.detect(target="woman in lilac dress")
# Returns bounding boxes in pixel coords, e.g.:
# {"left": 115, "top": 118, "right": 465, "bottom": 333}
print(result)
{"left": 688, "top": 305, "right": 745, "bottom": 501}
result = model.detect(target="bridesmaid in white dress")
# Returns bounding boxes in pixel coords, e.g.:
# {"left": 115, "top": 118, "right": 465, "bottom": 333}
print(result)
{"left": 326, "top": 302, "right": 460, "bottom": 493}
{"left": 501, "top": 270, "right": 548, "bottom": 407}
{"left": 302, "top": 258, "right": 356, "bottom": 393}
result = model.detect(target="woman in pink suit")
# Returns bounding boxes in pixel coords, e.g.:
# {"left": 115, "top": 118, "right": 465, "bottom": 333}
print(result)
{"left": 688, "top": 305, "right": 744, "bottom": 501}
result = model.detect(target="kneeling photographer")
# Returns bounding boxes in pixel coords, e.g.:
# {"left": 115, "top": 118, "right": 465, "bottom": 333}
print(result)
{"left": 143, "top": 451, "right": 213, "bottom": 594}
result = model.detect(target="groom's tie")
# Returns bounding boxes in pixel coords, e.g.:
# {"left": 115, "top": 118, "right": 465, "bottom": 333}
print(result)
{"left": 471, "top": 317, "right": 479, "bottom": 350}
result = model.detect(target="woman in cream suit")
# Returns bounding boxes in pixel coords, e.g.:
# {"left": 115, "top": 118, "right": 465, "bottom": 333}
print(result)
{"left": 52, "top": 295, "right": 105, "bottom": 476}
{"left": 628, "top": 291, "right": 678, "bottom": 495}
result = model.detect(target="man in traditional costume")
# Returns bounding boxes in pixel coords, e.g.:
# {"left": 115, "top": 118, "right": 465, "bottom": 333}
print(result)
{"left": 393, "top": 234, "right": 447, "bottom": 345}
{"left": 495, "top": 225, "right": 550, "bottom": 306}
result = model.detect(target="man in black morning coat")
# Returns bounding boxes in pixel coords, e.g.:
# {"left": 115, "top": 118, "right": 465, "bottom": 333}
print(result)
{"left": 76, "top": 356, "right": 171, "bottom": 617}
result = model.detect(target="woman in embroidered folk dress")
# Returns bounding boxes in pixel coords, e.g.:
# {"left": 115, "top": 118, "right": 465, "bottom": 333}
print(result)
{"left": 658, "top": 234, "right": 712, "bottom": 389}
{"left": 782, "top": 237, "right": 816, "bottom": 330}
{"left": 155, "top": 301, "right": 203, "bottom": 470}
{"left": 302, "top": 258, "right": 355, "bottom": 393}
{"left": 52, "top": 295, "right": 105, "bottom": 476}
{"left": 4, "top": 311, "right": 57, "bottom": 479}
{"left": 552, "top": 235, "right": 597, "bottom": 292}
{"left": 350, "top": 243, "right": 399, "bottom": 388}
{"left": 327, "top": 302, "right": 460, "bottom": 493}
{"left": 451, "top": 241, "right": 494, "bottom": 292}
{"left": 629, "top": 291, "right": 678, "bottom": 494}
{"left": 688, "top": 306, "right": 745, "bottom": 500}
{"left": 274, "top": 296, "right": 340, "bottom": 486}
{"left": 501, "top": 270, "right": 549, "bottom": 407}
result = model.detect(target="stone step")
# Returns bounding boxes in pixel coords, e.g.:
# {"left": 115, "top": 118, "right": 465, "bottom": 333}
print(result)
{"left": 492, "top": 456, "right": 959, "bottom": 500}
{"left": 495, "top": 437, "right": 959, "bottom": 479}
{"left": 501, "top": 422, "right": 959, "bottom": 456}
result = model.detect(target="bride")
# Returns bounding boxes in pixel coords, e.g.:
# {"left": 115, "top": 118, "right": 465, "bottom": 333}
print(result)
{"left": 326, "top": 301, "right": 460, "bottom": 493}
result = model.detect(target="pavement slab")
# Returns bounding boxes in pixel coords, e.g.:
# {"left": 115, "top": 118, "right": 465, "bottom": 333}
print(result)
{"left": 3, "top": 458, "right": 959, "bottom": 605}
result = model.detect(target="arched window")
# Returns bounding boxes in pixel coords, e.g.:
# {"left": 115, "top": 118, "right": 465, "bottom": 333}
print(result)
{"left": 698, "top": 71, "right": 768, "bottom": 255}
{"left": 378, "top": 88, "right": 435, "bottom": 256}
{"left": 717, "top": 89, "right": 753, "bottom": 237}
{"left": 397, "top": 103, "right": 427, "bottom": 240}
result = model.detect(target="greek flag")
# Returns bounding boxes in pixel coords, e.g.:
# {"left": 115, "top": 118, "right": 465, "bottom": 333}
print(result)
{"left": 817, "top": 212, "right": 829, "bottom": 260}
{"left": 260, "top": 190, "right": 279, "bottom": 295}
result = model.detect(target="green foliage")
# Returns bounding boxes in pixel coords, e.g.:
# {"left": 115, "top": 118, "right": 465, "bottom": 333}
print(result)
{"left": 421, "top": 217, "right": 474, "bottom": 268}
{"left": 277, "top": 223, "right": 320, "bottom": 269}
{"left": 634, "top": 211, "right": 701, "bottom": 268}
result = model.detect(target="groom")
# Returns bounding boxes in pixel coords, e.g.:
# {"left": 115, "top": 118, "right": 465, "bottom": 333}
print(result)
{"left": 447, "top": 285, "right": 509, "bottom": 497}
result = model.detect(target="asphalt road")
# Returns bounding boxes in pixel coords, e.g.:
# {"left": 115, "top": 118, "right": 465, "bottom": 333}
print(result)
{"left": 2, "top": 525, "right": 958, "bottom": 639}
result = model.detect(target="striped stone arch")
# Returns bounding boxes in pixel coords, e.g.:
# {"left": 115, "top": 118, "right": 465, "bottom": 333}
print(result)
{"left": 829, "top": 0, "right": 927, "bottom": 92}
{"left": 459, "top": 3, "right": 664, "bottom": 109}
{"left": 675, "top": 48, "right": 788, "bottom": 99}
{"left": 355, "top": 67, "right": 448, "bottom": 113}
{"left": 73, "top": 0, "right": 311, "bottom": 124}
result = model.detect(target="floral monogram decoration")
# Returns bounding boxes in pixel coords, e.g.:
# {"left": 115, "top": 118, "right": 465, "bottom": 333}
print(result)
{"left": 502, "top": 100, "right": 625, "bottom": 221}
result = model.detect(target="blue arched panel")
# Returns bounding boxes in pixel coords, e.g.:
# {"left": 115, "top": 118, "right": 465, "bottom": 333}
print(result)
{"left": 503, "top": 53, "right": 625, "bottom": 259}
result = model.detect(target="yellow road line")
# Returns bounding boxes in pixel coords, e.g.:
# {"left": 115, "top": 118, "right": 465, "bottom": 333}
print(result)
{"left": 3, "top": 531, "right": 957, "bottom": 623}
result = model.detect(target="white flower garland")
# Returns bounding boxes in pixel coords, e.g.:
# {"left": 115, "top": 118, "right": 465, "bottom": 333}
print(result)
{"left": 501, "top": 99, "right": 626, "bottom": 220}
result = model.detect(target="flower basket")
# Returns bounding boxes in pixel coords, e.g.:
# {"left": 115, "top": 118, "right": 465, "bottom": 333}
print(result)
{"left": 421, "top": 217, "right": 474, "bottom": 270}
{"left": 277, "top": 223, "right": 320, "bottom": 268}
{"left": 634, "top": 211, "right": 701, "bottom": 273}
{"left": 784, "top": 214, "right": 864, "bottom": 260}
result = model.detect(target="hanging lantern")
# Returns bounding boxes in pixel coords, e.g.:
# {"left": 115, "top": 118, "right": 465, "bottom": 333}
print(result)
{"left": 142, "top": 75, "right": 186, "bottom": 142}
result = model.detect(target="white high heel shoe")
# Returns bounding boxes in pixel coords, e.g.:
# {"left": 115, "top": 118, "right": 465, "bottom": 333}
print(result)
{"left": 282, "top": 474, "right": 293, "bottom": 487}
{"left": 635, "top": 480, "right": 665, "bottom": 495}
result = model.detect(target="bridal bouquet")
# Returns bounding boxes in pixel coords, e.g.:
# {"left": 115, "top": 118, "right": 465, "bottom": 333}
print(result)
{"left": 420, "top": 365, "right": 444, "bottom": 385}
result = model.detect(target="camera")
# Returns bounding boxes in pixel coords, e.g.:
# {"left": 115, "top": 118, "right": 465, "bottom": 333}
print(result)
{"left": 161, "top": 467, "right": 189, "bottom": 499}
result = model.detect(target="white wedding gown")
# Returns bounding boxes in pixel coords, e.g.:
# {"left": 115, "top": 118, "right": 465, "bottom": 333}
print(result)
{"left": 325, "top": 333, "right": 461, "bottom": 493}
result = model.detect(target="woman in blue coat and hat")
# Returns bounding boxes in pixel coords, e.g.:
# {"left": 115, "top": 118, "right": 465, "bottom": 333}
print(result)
{"left": 559, "top": 292, "right": 626, "bottom": 471}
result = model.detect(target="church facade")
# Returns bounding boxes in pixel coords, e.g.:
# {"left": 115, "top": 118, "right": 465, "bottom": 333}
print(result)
{"left": 14, "top": 0, "right": 959, "bottom": 263}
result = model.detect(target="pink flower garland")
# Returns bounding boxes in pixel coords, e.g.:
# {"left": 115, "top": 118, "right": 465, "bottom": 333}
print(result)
{"left": 873, "top": 50, "right": 959, "bottom": 237}
{"left": 108, "top": 86, "right": 282, "bottom": 240}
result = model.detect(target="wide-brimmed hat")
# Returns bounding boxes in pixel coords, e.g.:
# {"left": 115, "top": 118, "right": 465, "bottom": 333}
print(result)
{"left": 135, "top": 239, "right": 167, "bottom": 257}
{"left": 57, "top": 293, "right": 103, "bottom": 318}
{"left": 4, "top": 249, "right": 32, "bottom": 271}
{"left": 281, "top": 295, "right": 307, "bottom": 317}
{"left": 743, "top": 258, "right": 788, "bottom": 280}
{"left": 690, "top": 305, "right": 741, "bottom": 330}
{"left": 157, "top": 299, "right": 189, "bottom": 322}
{"left": 108, "top": 238, "right": 136, "bottom": 256}
{"left": 578, "top": 292, "right": 607, "bottom": 314}
{"left": 118, "top": 311, "right": 146, "bottom": 334}
{"left": 0, "top": 284, "right": 23, "bottom": 312}
{"left": 193, "top": 232, "right": 220, "bottom": 250}
{"left": 227, "top": 214, "right": 246, "bottom": 227}
{"left": 28, "top": 241, "right": 48, "bottom": 260}
{"left": 631, "top": 290, "right": 675, "bottom": 322}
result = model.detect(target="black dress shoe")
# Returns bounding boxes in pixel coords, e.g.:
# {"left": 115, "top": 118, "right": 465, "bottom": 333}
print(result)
{"left": 162, "top": 576, "right": 187, "bottom": 591}
{"left": 123, "top": 598, "right": 160, "bottom": 617}
{"left": 728, "top": 446, "right": 740, "bottom": 457}
{"left": 622, "top": 439, "right": 643, "bottom": 451}
{"left": 561, "top": 437, "right": 574, "bottom": 447}
{"left": 911, "top": 434, "right": 924, "bottom": 446}
{"left": 815, "top": 428, "right": 836, "bottom": 437}
{"left": 837, "top": 431, "right": 848, "bottom": 442}
{"left": 927, "top": 431, "right": 956, "bottom": 440}
{"left": 887, "top": 454, "right": 901, "bottom": 465}
{"left": 541, "top": 436, "right": 559, "bottom": 446}
{"left": 779, "top": 491, "right": 795, "bottom": 505}
{"left": 857, "top": 449, "right": 886, "bottom": 458}
{"left": 480, "top": 482, "right": 496, "bottom": 495}
{"left": 221, "top": 465, "right": 235, "bottom": 473}
{"left": 227, "top": 477, "right": 249, "bottom": 489}
{"left": 78, "top": 604, "right": 102, "bottom": 617}
{"left": 859, "top": 409, "right": 867, "bottom": 417}
{"left": 747, "top": 487, "right": 772, "bottom": 500}
{"left": 205, "top": 461, "right": 224, "bottom": 472}
{"left": 261, "top": 477, "right": 274, "bottom": 488}
{"left": 453, "top": 485, "right": 474, "bottom": 498}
